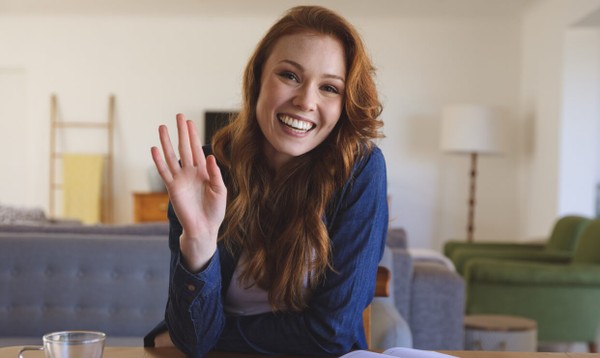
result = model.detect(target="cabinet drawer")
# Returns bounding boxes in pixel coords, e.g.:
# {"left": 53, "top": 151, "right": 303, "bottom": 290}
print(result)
{"left": 133, "top": 192, "right": 169, "bottom": 223}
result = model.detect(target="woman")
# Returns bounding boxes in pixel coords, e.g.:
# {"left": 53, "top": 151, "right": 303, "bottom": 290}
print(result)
{"left": 146, "top": 5, "right": 388, "bottom": 357}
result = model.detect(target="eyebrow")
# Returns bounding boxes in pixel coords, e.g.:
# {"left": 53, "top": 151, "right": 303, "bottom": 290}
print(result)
{"left": 280, "top": 59, "right": 345, "bottom": 83}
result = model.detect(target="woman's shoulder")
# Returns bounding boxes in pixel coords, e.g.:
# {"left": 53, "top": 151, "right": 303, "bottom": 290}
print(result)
{"left": 352, "top": 143, "right": 386, "bottom": 177}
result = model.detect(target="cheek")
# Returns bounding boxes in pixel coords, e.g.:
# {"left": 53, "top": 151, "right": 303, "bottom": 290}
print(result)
{"left": 257, "top": 81, "right": 282, "bottom": 116}
{"left": 323, "top": 102, "right": 343, "bottom": 130}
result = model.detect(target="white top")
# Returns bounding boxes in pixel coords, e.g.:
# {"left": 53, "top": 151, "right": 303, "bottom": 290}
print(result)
{"left": 224, "top": 252, "right": 272, "bottom": 316}
{"left": 224, "top": 251, "right": 312, "bottom": 316}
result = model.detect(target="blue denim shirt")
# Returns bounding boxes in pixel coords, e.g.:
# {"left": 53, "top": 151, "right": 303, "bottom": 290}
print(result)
{"left": 147, "top": 146, "right": 388, "bottom": 357}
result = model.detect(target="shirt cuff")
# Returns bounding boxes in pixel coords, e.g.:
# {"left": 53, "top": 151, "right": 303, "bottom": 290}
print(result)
{"left": 172, "top": 250, "right": 221, "bottom": 305}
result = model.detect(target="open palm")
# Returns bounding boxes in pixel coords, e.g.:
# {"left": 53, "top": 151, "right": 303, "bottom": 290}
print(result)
{"left": 151, "top": 114, "right": 227, "bottom": 271}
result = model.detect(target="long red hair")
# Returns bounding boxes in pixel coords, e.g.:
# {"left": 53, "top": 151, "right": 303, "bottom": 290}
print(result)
{"left": 212, "top": 5, "right": 383, "bottom": 311}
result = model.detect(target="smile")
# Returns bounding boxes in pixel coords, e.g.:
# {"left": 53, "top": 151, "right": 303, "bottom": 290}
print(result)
{"left": 277, "top": 114, "right": 315, "bottom": 133}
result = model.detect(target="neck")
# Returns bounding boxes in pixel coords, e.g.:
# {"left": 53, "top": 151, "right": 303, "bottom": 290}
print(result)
{"left": 262, "top": 143, "right": 291, "bottom": 173}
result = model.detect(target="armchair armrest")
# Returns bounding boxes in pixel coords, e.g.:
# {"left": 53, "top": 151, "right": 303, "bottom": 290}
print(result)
{"left": 465, "top": 259, "right": 600, "bottom": 286}
{"left": 451, "top": 248, "right": 572, "bottom": 274}
{"left": 444, "top": 240, "right": 544, "bottom": 258}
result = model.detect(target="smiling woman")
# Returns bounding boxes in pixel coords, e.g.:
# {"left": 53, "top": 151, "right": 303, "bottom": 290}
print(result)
{"left": 256, "top": 32, "right": 346, "bottom": 169}
{"left": 147, "top": 6, "right": 387, "bottom": 358}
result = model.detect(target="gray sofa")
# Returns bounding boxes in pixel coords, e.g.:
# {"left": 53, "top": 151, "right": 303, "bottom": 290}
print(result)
{"left": 0, "top": 223, "right": 464, "bottom": 350}
{"left": 0, "top": 223, "right": 170, "bottom": 347}
{"left": 374, "top": 228, "right": 465, "bottom": 350}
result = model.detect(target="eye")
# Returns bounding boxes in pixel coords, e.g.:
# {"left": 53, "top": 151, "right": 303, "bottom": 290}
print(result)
{"left": 278, "top": 71, "right": 299, "bottom": 82}
{"left": 321, "top": 84, "right": 341, "bottom": 95}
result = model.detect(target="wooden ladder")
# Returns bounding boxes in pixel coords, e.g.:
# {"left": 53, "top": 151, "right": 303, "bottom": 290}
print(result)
{"left": 48, "top": 94, "right": 115, "bottom": 223}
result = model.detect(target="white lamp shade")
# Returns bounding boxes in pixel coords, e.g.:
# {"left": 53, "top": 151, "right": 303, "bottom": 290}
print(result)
{"left": 440, "top": 104, "right": 506, "bottom": 154}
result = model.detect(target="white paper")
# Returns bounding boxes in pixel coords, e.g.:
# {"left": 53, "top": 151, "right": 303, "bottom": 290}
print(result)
{"left": 383, "top": 347, "right": 458, "bottom": 358}
{"left": 339, "top": 348, "right": 458, "bottom": 358}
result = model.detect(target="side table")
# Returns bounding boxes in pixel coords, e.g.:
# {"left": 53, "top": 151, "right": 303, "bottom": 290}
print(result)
{"left": 464, "top": 314, "right": 537, "bottom": 352}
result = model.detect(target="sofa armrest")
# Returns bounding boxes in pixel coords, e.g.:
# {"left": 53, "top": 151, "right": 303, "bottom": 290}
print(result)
{"left": 410, "top": 262, "right": 465, "bottom": 350}
{"left": 408, "top": 248, "right": 456, "bottom": 271}
{"left": 382, "top": 245, "right": 413, "bottom": 320}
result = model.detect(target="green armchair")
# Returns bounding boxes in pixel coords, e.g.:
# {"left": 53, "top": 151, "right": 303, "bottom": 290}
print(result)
{"left": 463, "top": 218, "right": 600, "bottom": 352}
{"left": 444, "top": 215, "right": 589, "bottom": 274}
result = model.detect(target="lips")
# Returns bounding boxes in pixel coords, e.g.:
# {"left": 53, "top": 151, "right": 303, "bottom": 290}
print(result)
{"left": 277, "top": 114, "right": 315, "bottom": 133}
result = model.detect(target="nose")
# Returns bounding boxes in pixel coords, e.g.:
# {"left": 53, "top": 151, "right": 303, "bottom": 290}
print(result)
{"left": 292, "top": 84, "right": 317, "bottom": 112}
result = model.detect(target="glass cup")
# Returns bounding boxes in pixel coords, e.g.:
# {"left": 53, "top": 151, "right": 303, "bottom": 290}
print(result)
{"left": 19, "top": 331, "right": 106, "bottom": 358}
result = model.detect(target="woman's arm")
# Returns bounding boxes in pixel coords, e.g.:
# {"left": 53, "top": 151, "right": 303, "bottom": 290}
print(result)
{"left": 150, "top": 114, "right": 229, "bottom": 356}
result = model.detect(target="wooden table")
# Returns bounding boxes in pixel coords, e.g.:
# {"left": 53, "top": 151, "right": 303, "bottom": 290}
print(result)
{"left": 2, "top": 346, "right": 599, "bottom": 358}
{"left": 1, "top": 347, "right": 183, "bottom": 358}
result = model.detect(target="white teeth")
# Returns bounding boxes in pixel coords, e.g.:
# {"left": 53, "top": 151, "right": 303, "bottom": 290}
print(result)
{"left": 278, "top": 115, "right": 313, "bottom": 132}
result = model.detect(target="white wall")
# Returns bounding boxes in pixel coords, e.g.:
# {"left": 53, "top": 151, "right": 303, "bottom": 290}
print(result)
{"left": 8, "top": 0, "right": 596, "bottom": 249}
{"left": 0, "top": 68, "right": 29, "bottom": 205}
{"left": 366, "top": 17, "right": 521, "bottom": 249}
{"left": 559, "top": 29, "right": 600, "bottom": 217}
{"left": 518, "top": 0, "right": 600, "bottom": 239}
{"left": 564, "top": 1, "right": 600, "bottom": 220}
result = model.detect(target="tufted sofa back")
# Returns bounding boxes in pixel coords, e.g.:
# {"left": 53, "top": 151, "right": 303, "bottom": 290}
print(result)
{"left": 0, "top": 230, "right": 169, "bottom": 346}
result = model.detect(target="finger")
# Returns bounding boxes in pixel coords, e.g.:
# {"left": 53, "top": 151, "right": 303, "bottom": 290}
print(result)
{"left": 150, "top": 146, "right": 173, "bottom": 183}
{"left": 158, "top": 125, "right": 181, "bottom": 174}
{"left": 177, "top": 114, "right": 193, "bottom": 167}
{"left": 206, "top": 155, "right": 227, "bottom": 196}
{"left": 187, "top": 120, "right": 207, "bottom": 169}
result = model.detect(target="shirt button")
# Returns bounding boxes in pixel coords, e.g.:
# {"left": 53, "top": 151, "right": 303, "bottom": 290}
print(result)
{"left": 186, "top": 284, "right": 196, "bottom": 292}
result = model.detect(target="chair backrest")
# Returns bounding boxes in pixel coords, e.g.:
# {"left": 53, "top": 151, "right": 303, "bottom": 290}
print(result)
{"left": 572, "top": 219, "right": 600, "bottom": 264}
{"left": 545, "top": 215, "right": 589, "bottom": 252}
{"left": 363, "top": 266, "right": 391, "bottom": 348}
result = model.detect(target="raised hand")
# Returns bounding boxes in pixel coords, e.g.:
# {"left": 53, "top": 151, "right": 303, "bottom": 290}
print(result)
{"left": 151, "top": 113, "right": 227, "bottom": 272}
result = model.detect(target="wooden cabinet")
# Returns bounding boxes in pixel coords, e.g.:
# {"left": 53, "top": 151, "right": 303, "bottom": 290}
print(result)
{"left": 133, "top": 192, "right": 169, "bottom": 223}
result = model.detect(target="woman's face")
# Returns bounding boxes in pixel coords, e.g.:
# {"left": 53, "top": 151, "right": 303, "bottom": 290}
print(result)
{"left": 256, "top": 32, "right": 346, "bottom": 170}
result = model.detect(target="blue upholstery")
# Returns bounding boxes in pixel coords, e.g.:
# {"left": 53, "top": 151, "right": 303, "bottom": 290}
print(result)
{"left": 0, "top": 224, "right": 170, "bottom": 346}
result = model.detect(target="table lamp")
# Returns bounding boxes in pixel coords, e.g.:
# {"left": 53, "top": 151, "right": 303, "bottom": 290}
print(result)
{"left": 441, "top": 104, "right": 505, "bottom": 242}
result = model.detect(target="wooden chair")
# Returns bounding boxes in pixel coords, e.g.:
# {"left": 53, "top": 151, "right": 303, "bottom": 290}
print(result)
{"left": 363, "top": 266, "right": 391, "bottom": 348}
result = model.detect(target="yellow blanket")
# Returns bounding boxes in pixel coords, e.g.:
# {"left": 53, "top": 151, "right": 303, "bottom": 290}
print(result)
{"left": 62, "top": 154, "right": 104, "bottom": 224}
